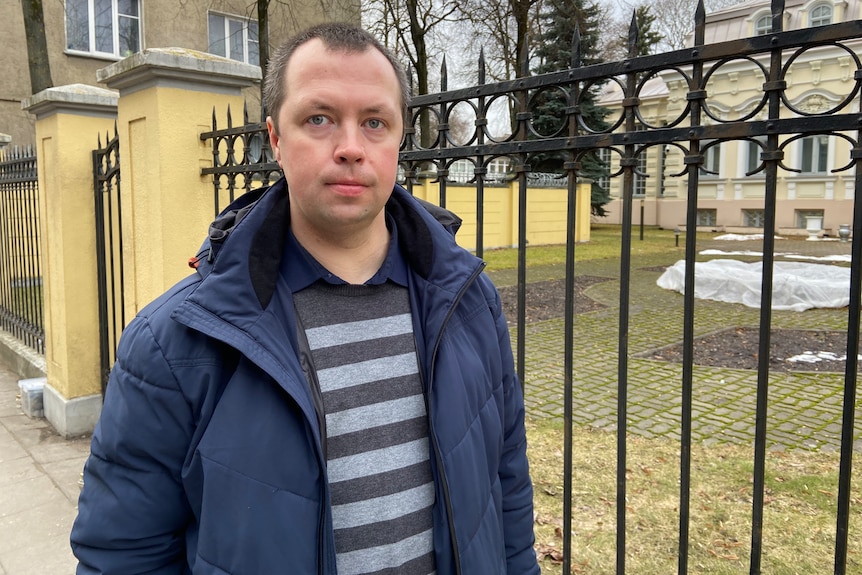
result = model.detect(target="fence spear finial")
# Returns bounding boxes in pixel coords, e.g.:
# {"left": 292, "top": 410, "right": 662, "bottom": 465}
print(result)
{"left": 571, "top": 26, "right": 581, "bottom": 68}
{"left": 628, "top": 10, "right": 639, "bottom": 59}
{"left": 479, "top": 47, "right": 486, "bottom": 85}
{"left": 441, "top": 55, "right": 448, "bottom": 92}
{"left": 695, "top": 0, "right": 706, "bottom": 46}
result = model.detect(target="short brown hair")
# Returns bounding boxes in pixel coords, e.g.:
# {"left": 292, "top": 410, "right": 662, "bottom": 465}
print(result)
{"left": 263, "top": 23, "right": 410, "bottom": 132}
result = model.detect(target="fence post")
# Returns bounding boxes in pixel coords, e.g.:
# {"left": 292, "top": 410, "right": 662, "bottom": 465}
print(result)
{"left": 97, "top": 48, "right": 260, "bottom": 315}
{"left": 22, "top": 85, "right": 118, "bottom": 438}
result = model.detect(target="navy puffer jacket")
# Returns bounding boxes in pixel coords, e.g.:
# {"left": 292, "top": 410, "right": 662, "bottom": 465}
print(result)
{"left": 71, "top": 179, "right": 539, "bottom": 575}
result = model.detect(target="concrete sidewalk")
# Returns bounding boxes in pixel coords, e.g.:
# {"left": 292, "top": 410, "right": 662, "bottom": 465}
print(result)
{"left": 0, "top": 362, "right": 89, "bottom": 575}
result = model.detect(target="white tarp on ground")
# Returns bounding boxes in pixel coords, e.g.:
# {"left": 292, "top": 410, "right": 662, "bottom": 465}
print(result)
{"left": 657, "top": 259, "right": 851, "bottom": 311}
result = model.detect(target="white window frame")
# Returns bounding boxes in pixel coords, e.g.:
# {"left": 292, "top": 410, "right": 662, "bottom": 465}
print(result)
{"left": 700, "top": 142, "right": 721, "bottom": 177}
{"left": 754, "top": 14, "right": 772, "bottom": 36}
{"left": 796, "top": 209, "right": 825, "bottom": 228}
{"left": 596, "top": 148, "right": 611, "bottom": 191}
{"left": 809, "top": 4, "right": 833, "bottom": 26}
{"left": 208, "top": 12, "right": 260, "bottom": 66}
{"left": 800, "top": 135, "right": 829, "bottom": 174}
{"left": 65, "top": 0, "right": 141, "bottom": 58}
{"left": 745, "top": 137, "right": 767, "bottom": 175}
{"left": 633, "top": 151, "right": 647, "bottom": 197}
{"left": 696, "top": 209, "right": 717, "bottom": 227}
{"left": 743, "top": 209, "right": 766, "bottom": 228}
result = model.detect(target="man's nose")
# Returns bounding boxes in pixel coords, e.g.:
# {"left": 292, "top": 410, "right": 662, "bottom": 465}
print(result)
{"left": 334, "top": 126, "right": 365, "bottom": 163}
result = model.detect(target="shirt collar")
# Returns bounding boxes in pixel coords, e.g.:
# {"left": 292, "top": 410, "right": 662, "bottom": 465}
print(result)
{"left": 284, "top": 212, "right": 408, "bottom": 291}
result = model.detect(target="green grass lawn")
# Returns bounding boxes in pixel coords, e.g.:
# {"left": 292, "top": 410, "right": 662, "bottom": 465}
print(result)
{"left": 482, "top": 224, "right": 718, "bottom": 270}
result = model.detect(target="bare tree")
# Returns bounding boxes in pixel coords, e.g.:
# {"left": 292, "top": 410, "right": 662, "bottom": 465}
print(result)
{"left": 365, "top": 0, "right": 459, "bottom": 147}
{"left": 20, "top": 0, "right": 53, "bottom": 94}
{"left": 452, "top": 0, "right": 546, "bottom": 83}
{"left": 613, "top": 0, "right": 744, "bottom": 52}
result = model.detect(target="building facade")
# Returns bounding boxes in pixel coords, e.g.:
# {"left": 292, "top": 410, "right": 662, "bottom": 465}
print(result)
{"left": 1, "top": 0, "right": 359, "bottom": 146}
{"left": 598, "top": 0, "right": 860, "bottom": 236}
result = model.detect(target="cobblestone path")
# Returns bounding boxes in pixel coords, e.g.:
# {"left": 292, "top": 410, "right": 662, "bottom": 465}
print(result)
{"left": 490, "top": 238, "right": 861, "bottom": 452}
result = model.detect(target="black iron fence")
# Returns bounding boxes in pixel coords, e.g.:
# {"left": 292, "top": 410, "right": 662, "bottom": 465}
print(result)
{"left": 403, "top": 7, "right": 861, "bottom": 575}
{"left": 0, "top": 146, "right": 44, "bottom": 354}
{"left": 201, "top": 1, "right": 860, "bottom": 571}
{"left": 200, "top": 104, "right": 281, "bottom": 216}
{"left": 93, "top": 127, "right": 124, "bottom": 394}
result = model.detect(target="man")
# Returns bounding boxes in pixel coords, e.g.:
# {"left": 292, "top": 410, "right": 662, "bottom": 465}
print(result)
{"left": 71, "top": 23, "right": 539, "bottom": 575}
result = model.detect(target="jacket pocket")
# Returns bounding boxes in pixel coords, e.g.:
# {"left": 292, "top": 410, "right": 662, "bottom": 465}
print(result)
{"left": 195, "top": 456, "right": 321, "bottom": 574}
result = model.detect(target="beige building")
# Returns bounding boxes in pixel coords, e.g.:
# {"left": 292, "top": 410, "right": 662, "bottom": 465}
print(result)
{"left": 1, "top": 0, "right": 358, "bottom": 146}
{"left": 598, "top": 0, "right": 861, "bottom": 236}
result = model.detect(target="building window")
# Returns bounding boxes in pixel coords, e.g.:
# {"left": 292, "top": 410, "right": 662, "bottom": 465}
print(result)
{"left": 208, "top": 13, "right": 260, "bottom": 66}
{"left": 66, "top": 0, "right": 141, "bottom": 57}
{"left": 809, "top": 4, "right": 833, "bottom": 26}
{"left": 596, "top": 148, "right": 611, "bottom": 191}
{"left": 449, "top": 160, "right": 473, "bottom": 183}
{"left": 633, "top": 150, "right": 647, "bottom": 197}
{"left": 746, "top": 137, "right": 767, "bottom": 174}
{"left": 700, "top": 142, "right": 721, "bottom": 177}
{"left": 754, "top": 15, "right": 772, "bottom": 36}
{"left": 800, "top": 135, "right": 829, "bottom": 174}
{"left": 696, "top": 209, "right": 717, "bottom": 226}
{"left": 488, "top": 158, "right": 510, "bottom": 179}
{"left": 796, "top": 209, "right": 824, "bottom": 228}
{"left": 743, "top": 209, "right": 765, "bottom": 228}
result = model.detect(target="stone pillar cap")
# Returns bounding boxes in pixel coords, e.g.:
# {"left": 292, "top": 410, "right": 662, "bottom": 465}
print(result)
{"left": 97, "top": 48, "right": 261, "bottom": 93}
{"left": 22, "top": 84, "right": 119, "bottom": 119}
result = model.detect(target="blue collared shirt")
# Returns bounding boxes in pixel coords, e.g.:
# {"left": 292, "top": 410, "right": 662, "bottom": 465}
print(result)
{"left": 283, "top": 214, "right": 409, "bottom": 292}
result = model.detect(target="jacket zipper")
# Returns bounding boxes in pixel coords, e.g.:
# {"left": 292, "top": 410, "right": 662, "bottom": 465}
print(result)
{"left": 295, "top": 314, "right": 330, "bottom": 575}
{"left": 425, "top": 261, "right": 486, "bottom": 575}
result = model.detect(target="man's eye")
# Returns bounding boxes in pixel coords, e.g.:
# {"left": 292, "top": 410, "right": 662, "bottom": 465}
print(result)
{"left": 308, "top": 115, "right": 328, "bottom": 126}
{"left": 366, "top": 119, "right": 384, "bottom": 130}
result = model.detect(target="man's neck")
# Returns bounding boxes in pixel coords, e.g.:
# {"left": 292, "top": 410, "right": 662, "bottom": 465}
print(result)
{"left": 292, "top": 220, "right": 390, "bottom": 285}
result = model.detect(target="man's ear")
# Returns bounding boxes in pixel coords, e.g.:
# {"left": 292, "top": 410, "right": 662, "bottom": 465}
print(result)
{"left": 266, "top": 116, "right": 281, "bottom": 164}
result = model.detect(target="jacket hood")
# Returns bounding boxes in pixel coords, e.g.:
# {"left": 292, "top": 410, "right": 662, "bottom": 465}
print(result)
{"left": 188, "top": 177, "right": 474, "bottom": 311}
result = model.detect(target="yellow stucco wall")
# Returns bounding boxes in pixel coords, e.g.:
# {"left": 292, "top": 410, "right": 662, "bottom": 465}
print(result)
{"left": 409, "top": 180, "right": 591, "bottom": 251}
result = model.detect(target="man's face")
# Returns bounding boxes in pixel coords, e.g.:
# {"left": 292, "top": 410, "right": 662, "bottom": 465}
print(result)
{"left": 267, "top": 39, "right": 404, "bottom": 244}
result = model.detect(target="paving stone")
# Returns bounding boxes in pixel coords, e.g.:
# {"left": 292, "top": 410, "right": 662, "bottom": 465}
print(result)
{"left": 519, "top": 242, "right": 862, "bottom": 452}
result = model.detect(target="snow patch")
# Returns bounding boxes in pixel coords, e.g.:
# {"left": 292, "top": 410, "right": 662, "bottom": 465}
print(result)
{"left": 786, "top": 351, "right": 862, "bottom": 363}
{"left": 784, "top": 254, "right": 852, "bottom": 263}
{"left": 699, "top": 250, "right": 852, "bottom": 263}
{"left": 657, "top": 259, "right": 850, "bottom": 311}
{"left": 700, "top": 249, "right": 764, "bottom": 257}
{"left": 713, "top": 233, "right": 784, "bottom": 241}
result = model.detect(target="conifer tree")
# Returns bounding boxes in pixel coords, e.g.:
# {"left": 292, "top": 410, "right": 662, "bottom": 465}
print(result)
{"left": 624, "top": 5, "right": 663, "bottom": 57}
{"left": 531, "top": 0, "right": 611, "bottom": 216}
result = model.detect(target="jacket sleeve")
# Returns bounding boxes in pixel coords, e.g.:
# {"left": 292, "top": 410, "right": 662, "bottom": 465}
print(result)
{"left": 492, "top": 286, "right": 541, "bottom": 575}
{"left": 71, "top": 316, "right": 194, "bottom": 574}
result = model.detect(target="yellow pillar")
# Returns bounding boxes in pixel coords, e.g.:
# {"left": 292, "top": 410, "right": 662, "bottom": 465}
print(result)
{"left": 22, "top": 84, "right": 118, "bottom": 437}
{"left": 97, "top": 48, "right": 260, "bottom": 314}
